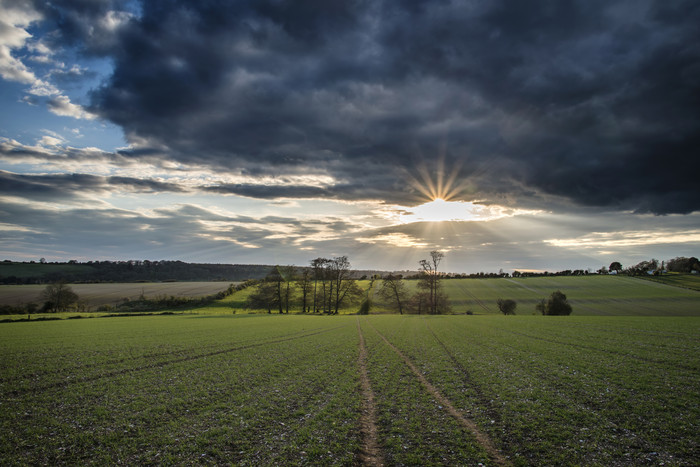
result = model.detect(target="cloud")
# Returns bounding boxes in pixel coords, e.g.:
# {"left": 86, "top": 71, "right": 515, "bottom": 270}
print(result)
{"left": 2, "top": 0, "right": 699, "bottom": 259}
{"left": 0, "top": 1, "right": 100, "bottom": 120}
{"left": 0, "top": 170, "right": 186, "bottom": 200}
{"left": 47, "top": 95, "right": 96, "bottom": 119}
{"left": 0, "top": 197, "right": 375, "bottom": 264}
{"left": 0, "top": 1, "right": 44, "bottom": 84}
{"left": 56, "top": 0, "right": 695, "bottom": 215}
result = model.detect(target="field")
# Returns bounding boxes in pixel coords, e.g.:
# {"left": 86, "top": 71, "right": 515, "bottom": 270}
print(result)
{"left": 2, "top": 275, "right": 700, "bottom": 317}
{"left": 439, "top": 275, "right": 700, "bottom": 316}
{"left": 635, "top": 273, "right": 700, "bottom": 292}
{"left": 0, "top": 282, "right": 233, "bottom": 309}
{"left": 1, "top": 314, "right": 698, "bottom": 465}
{"left": 366, "top": 275, "right": 700, "bottom": 316}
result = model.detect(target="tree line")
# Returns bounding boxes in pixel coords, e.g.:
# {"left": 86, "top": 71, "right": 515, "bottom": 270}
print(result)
{"left": 606, "top": 256, "right": 699, "bottom": 276}
{"left": 0, "top": 260, "right": 276, "bottom": 284}
{"left": 246, "top": 257, "right": 365, "bottom": 314}
{"left": 246, "top": 251, "right": 453, "bottom": 315}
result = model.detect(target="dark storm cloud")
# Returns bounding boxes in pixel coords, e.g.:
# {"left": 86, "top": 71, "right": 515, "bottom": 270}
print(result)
{"left": 44, "top": 0, "right": 700, "bottom": 214}
{"left": 203, "top": 180, "right": 419, "bottom": 204}
{"left": 0, "top": 171, "right": 185, "bottom": 199}
{"left": 32, "top": 0, "right": 131, "bottom": 54}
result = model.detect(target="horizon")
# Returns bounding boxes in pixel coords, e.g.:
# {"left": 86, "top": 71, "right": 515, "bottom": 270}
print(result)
{"left": 1, "top": 1, "right": 699, "bottom": 273}
{"left": 3, "top": 255, "right": 688, "bottom": 276}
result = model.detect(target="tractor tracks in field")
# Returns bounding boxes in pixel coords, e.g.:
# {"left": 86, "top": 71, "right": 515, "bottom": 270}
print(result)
{"left": 421, "top": 320, "right": 503, "bottom": 426}
{"left": 6, "top": 325, "right": 347, "bottom": 398}
{"left": 356, "top": 320, "right": 385, "bottom": 467}
{"left": 1, "top": 327, "right": 322, "bottom": 386}
{"left": 456, "top": 282, "right": 492, "bottom": 313}
{"left": 364, "top": 320, "right": 510, "bottom": 467}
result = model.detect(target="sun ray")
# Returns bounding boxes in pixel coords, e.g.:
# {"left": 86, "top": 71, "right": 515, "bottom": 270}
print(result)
{"left": 400, "top": 156, "right": 472, "bottom": 204}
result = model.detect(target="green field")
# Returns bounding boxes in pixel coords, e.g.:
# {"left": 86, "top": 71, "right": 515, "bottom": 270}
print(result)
{"left": 1, "top": 314, "right": 698, "bottom": 465}
{"left": 440, "top": 275, "right": 700, "bottom": 316}
{"left": 635, "top": 273, "right": 700, "bottom": 292}
{"left": 3, "top": 275, "right": 700, "bottom": 318}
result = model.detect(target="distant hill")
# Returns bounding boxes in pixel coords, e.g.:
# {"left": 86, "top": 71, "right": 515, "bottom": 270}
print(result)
{"left": 0, "top": 260, "right": 398, "bottom": 284}
{"left": 0, "top": 261, "right": 276, "bottom": 284}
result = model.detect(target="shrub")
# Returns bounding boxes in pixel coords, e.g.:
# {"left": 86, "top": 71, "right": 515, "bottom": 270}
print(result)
{"left": 358, "top": 298, "right": 371, "bottom": 315}
{"left": 536, "top": 290, "right": 573, "bottom": 315}
{"left": 497, "top": 298, "right": 517, "bottom": 315}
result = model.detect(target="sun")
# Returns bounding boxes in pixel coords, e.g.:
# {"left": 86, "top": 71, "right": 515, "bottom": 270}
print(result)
{"left": 400, "top": 198, "right": 479, "bottom": 223}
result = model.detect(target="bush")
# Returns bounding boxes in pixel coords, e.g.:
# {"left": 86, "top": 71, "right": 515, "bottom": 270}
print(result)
{"left": 536, "top": 290, "right": 573, "bottom": 315}
{"left": 497, "top": 298, "right": 517, "bottom": 315}
{"left": 358, "top": 298, "right": 371, "bottom": 315}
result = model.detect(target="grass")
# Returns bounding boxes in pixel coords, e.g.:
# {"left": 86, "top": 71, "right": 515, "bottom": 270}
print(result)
{"left": 2, "top": 275, "right": 700, "bottom": 320}
{"left": 635, "top": 272, "right": 700, "bottom": 292}
{"left": 443, "top": 275, "right": 700, "bottom": 316}
{"left": 1, "top": 314, "right": 698, "bottom": 465}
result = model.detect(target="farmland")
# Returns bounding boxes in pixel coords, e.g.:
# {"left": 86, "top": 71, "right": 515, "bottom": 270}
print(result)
{"left": 1, "top": 314, "right": 698, "bottom": 465}
{"left": 0, "top": 282, "right": 233, "bottom": 309}
{"left": 3, "top": 275, "right": 700, "bottom": 318}
{"left": 439, "top": 275, "right": 700, "bottom": 316}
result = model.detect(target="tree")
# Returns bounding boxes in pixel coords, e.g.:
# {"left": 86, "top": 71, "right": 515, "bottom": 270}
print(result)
{"left": 667, "top": 256, "right": 700, "bottom": 273}
{"left": 40, "top": 282, "right": 79, "bottom": 313}
{"left": 609, "top": 261, "right": 622, "bottom": 273}
{"left": 267, "top": 267, "right": 285, "bottom": 313}
{"left": 297, "top": 268, "right": 314, "bottom": 313}
{"left": 246, "top": 267, "right": 290, "bottom": 313}
{"left": 379, "top": 274, "right": 408, "bottom": 314}
{"left": 496, "top": 298, "right": 517, "bottom": 315}
{"left": 627, "top": 259, "right": 659, "bottom": 276}
{"left": 327, "top": 256, "right": 362, "bottom": 314}
{"left": 358, "top": 297, "right": 371, "bottom": 315}
{"left": 536, "top": 290, "right": 573, "bottom": 315}
{"left": 278, "top": 265, "right": 297, "bottom": 314}
{"left": 417, "top": 250, "right": 450, "bottom": 314}
{"left": 310, "top": 257, "right": 329, "bottom": 313}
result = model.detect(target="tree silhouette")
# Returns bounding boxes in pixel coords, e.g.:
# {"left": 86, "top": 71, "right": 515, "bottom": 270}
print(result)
{"left": 536, "top": 291, "right": 573, "bottom": 315}
{"left": 379, "top": 274, "right": 408, "bottom": 314}
{"left": 417, "top": 251, "right": 450, "bottom": 314}
{"left": 40, "top": 282, "right": 79, "bottom": 313}
{"left": 497, "top": 298, "right": 517, "bottom": 315}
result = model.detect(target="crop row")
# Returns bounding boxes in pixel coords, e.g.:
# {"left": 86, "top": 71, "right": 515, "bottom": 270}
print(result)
{"left": 367, "top": 315, "right": 699, "bottom": 466}
{"left": 1, "top": 316, "right": 361, "bottom": 465}
{"left": 0, "top": 315, "right": 334, "bottom": 391}
{"left": 1, "top": 314, "right": 697, "bottom": 465}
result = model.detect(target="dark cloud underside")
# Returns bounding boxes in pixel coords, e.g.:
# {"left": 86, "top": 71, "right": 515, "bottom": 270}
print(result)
{"left": 0, "top": 171, "right": 185, "bottom": 199}
{"left": 37, "top": 0, "right": 700, "bottom": 214}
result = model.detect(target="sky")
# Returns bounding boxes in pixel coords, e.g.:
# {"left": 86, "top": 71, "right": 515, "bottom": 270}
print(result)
{"left": 1, "top": 0, "right": 699, "bottom": 273}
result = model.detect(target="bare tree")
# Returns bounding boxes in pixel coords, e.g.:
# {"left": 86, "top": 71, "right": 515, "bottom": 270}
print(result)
{"left": 310, "top": 257, "right": 329, "bottom": 313}
{"left": 279, "top": 265, "right": 297, "bottom": 314}
{"left": 379, "top": 274, "right": 408, "bottom": 314}
{"left": 328, "top": 256, "right": 362, "bottom": 314}
{"left": 418, "top": 250, "right": 447, "bottom": 314}
{"left": 297, "top": 268, "right": 313, "bottom": 313}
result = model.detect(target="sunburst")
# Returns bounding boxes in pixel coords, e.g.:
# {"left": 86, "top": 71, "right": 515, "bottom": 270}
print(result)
{"left": 405, "top": 158, "right": 468, "bottom": 203}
